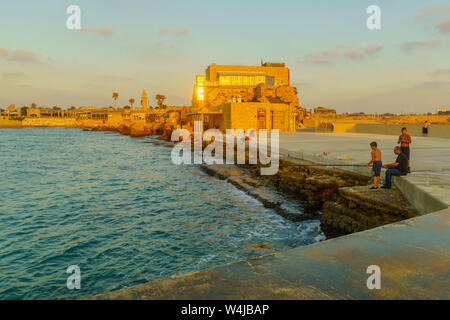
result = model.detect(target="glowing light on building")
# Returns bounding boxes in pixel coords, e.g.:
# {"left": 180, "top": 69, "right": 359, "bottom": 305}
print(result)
{"left": 196, "top": 76, "right": 205, "bottom": 102}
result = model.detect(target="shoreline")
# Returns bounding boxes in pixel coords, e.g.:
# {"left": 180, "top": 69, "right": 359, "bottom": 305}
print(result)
{"left": 2, "top": 124, "right": 448, "bottom": 299}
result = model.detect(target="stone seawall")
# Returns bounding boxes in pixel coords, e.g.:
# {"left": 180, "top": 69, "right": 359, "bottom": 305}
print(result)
{"left": 21, "top": 118, "right": 79, "bottom": 127}
{"left": 0, "top": 119, "right": 22, "bottom": 127}
{"left": 259, "top": 159, "right": 417, "bottom": 237}
{"left": 201, "top": 156, "right": 418, "bottom": 238}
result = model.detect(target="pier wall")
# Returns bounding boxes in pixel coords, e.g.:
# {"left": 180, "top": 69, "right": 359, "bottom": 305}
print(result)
{"left": 90, "top": 208, "right": 450, "bottom": 300}
{"left": 334, "top": 122, "right": 450, "bottom": 139}
{"left": 392, "top": 175, "right": 448, "bottom": 214}
{"left": 277, "top": 147, "right": 448, "bottom": 215}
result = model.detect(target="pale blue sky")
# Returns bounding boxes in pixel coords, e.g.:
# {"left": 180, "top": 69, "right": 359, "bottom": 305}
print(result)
{"left": 0, "top": 0, "right": 449, "bottom": 113}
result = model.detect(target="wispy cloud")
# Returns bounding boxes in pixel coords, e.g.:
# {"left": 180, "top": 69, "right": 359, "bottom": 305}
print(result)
{"left": 415, "top": 81, "right": 450, "bottom": 89}
{"left": 300, "top": 44, "right": 383, "bottom": 65}
{"left": 344, "top": 49, "right": 365, "bottom": 60}
{"left": 414, "top": 3, "right": 450, "bottom": 20}
{"left": 436, "top": 18, "right": 450, "bottom": 34}
{"left": 402, "top": 41, "right": 439, "bottom": 52}
{"left": 414, "top": 4, "right": 450, "bottom": 35}
{"left": 81, "top": 27, "right": 116, "bottom": 36}
{"left": 366, "top": 44, "right": 383, "bottom": 54}
{"left": 431, "top": 68, "right": 450, "bottom": 76}
{"left": 3, "top": 72, "right": 27, "bottom": 78}
{"left": 159, "top": 26, "right": 190, "bottom": 36}
{"left": 0, "top": 48, "right": 42, "bottom": 64}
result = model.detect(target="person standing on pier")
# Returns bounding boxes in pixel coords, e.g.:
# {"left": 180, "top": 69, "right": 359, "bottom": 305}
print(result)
{"left": 381, "top": 146, "right": 408, "bottom": 189}
{"left": 398, "top": 127, "right": 411, "bottom": 173}
{"left": 366, "top": 141, "right": 382, "bottom": 189}
{"left": 422, "top": 121, "right": 430, "bottom": 137}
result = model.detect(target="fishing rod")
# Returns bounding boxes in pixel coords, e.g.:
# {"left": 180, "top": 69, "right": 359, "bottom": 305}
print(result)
{"left": 290, "top": 164, "right": 367, "bottom": 167}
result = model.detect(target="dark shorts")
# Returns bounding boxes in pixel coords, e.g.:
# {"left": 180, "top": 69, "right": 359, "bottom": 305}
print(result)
{"left": 372, "top": 161, "right": 382, "bottom": 177}
{"left": 423, "top": 128, "right": 428, "bottom": 134}
{"left": 401, "top": 146, "right": 410, "bottom": 160}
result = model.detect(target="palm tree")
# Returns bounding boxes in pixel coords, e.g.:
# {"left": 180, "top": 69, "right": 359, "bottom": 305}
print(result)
{"left": 129, "top": 98, "right": 135, "bottom": 108}
{"left": 155, "top": 94, "right": 166, "bottom": 108}
{"left": 112, "top": 92, "right": 119, "bottom": 107}
{"left": 20, "top": 106, "right": 29, "bottom": 116}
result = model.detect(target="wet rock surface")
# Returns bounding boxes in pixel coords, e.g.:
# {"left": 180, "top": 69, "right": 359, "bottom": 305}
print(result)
{"left": 322, "top": 186, "right": 419, "bottom": 237}
{"left": 228, "top": 156, "right": 417, "bottom": 238}
{"left": 200, "top": 164, "right": 316, "bottom": 222}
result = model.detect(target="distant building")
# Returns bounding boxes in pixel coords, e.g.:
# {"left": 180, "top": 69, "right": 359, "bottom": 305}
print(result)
{"left": 314, "top": 107, "right": 336, "bottom": 114}
{"left": 437, "top": 108, "right": 449, "bottom": 115}
{"left": 190, "top": 62, "right": 301, "bottom": 132}
{"left": 193, "top": 62, "right": 290, "bottom": 109}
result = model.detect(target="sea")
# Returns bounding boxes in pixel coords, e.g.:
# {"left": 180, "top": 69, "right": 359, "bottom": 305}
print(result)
{"left": 0, "top": 128, "right": 324, "bottom": 299}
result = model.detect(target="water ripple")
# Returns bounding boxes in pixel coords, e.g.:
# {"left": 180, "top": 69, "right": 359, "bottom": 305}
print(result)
{"left": 0, "top": 128, "right": 325, "bottom": 299}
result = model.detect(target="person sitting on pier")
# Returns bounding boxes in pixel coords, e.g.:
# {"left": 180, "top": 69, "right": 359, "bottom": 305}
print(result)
{"left": 366, "top": 141, "right": 382, "bottom": 189}
{"left": 381, "top": 146, "right": 408, "bottom": 189}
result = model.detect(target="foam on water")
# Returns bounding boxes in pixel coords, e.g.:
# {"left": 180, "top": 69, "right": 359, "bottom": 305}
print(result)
{"left": 0, "top": 128, "right": 324, "bottom": 299}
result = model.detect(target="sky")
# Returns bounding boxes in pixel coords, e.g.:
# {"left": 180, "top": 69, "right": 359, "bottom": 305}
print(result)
{"left": 0, "top": 0, "right": 449, "bottom": 113}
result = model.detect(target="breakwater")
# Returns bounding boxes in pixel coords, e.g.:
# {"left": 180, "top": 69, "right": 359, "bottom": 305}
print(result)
{"left": 200, "top": 155, "right": 418, "bottom": 238}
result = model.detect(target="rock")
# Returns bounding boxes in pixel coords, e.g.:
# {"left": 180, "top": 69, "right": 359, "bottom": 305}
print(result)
{"left": 117, "top": 124, "right": 130, "bottom": 135}
{"left": 129, "top": 122, "right": 150, "bottom": 137}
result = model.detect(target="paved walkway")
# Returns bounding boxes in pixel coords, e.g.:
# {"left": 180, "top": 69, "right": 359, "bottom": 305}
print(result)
{"left": 277, "top": 132, "right": 450, "bottom": 211}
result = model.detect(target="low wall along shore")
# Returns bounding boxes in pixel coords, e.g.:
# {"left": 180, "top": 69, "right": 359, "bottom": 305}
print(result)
{"left": 233, "top": 157, "right": 418, "bottom": 238}
{"left": 334, "top": 122, "right": 450, "bottom": 139}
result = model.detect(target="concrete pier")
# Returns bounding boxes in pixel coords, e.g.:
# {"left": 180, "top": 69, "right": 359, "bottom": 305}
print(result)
{"left": 277, "top": 132, "right": 449, "bottom": 214}
{"left": 91, "top": 208, "right": 449, "bottom": 300}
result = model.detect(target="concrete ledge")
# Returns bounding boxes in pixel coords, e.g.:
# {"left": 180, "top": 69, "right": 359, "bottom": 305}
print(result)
{"left": 279, "top": 147, "right": 373, "bottom": 177}
{"left": 90, "top": 208, "right": 450, "bottom": 300}
{"left": 279, "top": 147, "right": 448, "bottom": 215}
{"left": 393, "top": 176, "right": 448, "bottom": 214}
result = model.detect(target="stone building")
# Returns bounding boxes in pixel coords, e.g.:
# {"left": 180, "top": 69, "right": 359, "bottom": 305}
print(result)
{"left": 190, "top": 62, "right": 302, "bottom": 132}
{"left": 193, "top": 62, "right": 290, "bottom": 110}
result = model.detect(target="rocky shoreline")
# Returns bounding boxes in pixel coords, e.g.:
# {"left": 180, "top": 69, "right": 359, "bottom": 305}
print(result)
{"left": 3, "top": 121, "right": 420, "bottom": 239}
{"left": 103, "top": 127, "right": 420, "bottom": 239}
{"left": 200, "top": 156, "right": 418, "bottom": 239}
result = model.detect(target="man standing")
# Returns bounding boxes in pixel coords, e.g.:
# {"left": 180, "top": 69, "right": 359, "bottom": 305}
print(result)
{"left": 398, "top": 127, "right": 412, "bottom": 173}
{"left": 422, "top": 121, "right": 430, "bottom": 136}
{"left": 381, "top": 146, "right": 409, "bottom": 189}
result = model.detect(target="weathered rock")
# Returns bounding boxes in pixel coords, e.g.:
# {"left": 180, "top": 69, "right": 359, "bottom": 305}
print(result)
{"left": 321, "top": 186, "right": 419, "bottom": 238}
{"left": 117, "top": 124, "right": 130, "bottom": 135}
{"left": 129, "top": 122, "right": 150, "bottom": 137}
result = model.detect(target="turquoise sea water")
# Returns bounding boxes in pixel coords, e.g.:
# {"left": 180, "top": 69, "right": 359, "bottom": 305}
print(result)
{"left": 0, "top": 128, "right": 324, "bottom": 299}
